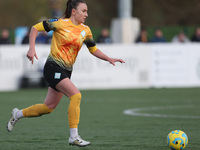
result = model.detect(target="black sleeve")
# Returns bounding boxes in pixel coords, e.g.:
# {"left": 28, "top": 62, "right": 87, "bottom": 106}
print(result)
{"left": 43, "top": 21, "right": 51, "bottom": 32}
{"left": 84, "top": 38, "right": 96, "bottom": 48}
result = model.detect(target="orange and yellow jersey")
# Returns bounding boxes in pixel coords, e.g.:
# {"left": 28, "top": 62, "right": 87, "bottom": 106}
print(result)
{"left": 33, "top": 18, "right": 97, "bottom": 71}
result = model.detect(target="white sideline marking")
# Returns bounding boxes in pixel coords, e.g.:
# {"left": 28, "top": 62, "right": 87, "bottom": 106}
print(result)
{"left": 123, "top": 105, "right": 200, "bottom": 119}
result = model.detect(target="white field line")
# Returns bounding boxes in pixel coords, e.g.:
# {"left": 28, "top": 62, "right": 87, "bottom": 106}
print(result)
{"left": 123, "top": 105, "right": 200, "bottom": 119}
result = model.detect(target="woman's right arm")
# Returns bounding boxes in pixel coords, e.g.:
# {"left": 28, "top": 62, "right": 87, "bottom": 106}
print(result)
{"left": 27, "top": 27, "right": 39, "bottom": 64}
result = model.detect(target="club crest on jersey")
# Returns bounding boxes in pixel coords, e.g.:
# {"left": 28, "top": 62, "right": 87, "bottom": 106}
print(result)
{"left": 81, "top": 30, "right": 86, "bottom": 38}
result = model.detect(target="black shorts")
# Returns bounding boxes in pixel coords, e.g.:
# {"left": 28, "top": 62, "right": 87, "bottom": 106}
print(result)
{"left": 43, "top": 61, "right": 72, "bottom": 91}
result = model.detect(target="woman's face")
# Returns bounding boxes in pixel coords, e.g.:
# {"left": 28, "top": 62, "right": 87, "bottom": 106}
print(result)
{"left": 73, "top": 3, "right": 88, "bottom": 24}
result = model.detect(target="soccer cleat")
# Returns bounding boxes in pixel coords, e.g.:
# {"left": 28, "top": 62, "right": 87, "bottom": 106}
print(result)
{"left": 7, "top": 108, "right": 19, "bottom": 132}
{"left": 69, "top": 135, "right": 90, "bottom": 147}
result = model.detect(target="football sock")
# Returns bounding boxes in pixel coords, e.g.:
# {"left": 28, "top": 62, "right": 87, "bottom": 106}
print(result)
{"left": 22, "top": 103, "right": 54, "bottom": 117}
{"left": 68, "top": 93, "right": 81, "bottom": 128}
{"left": 70, "top": 128, "right": 78, "bottom": 138}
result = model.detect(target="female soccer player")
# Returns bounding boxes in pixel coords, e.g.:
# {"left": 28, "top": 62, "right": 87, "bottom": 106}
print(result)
{"left": 7, "top": 0, "right": 125, "bottom": 147}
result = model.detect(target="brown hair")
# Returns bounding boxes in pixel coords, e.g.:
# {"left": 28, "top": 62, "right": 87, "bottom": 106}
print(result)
{"left": 64, "top": 0, "right": 86, "bottom": 18}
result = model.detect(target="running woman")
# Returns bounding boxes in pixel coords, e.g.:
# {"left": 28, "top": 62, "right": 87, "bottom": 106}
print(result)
{"left": 7, "top": 0, "right": 125, "bottom": 147}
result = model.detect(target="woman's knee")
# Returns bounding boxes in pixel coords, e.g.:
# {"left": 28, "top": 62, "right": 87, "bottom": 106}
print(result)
{"left": 70, "top": 93, "right": 82, "bottom": 103}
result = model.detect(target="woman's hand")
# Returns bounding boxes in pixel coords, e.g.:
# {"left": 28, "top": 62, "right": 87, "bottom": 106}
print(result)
{"left": 92, "top": 49, "right": 125, "bottom": 66}
{"left": 27, "top": 47, "right": 38, "bottom": 64}
{"left": 108, "top": 58, "right": 125, "bottom": 66}
{"left": 27, "top": 27, "right": 39, "bottom": 64}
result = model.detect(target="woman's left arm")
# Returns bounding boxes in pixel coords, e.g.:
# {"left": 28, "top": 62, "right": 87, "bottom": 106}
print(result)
{"left": 92, "top": 49, "right": 125, "bottom": 66}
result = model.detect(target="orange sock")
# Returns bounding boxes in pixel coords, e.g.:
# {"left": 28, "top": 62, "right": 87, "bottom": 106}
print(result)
{"left": 68, "top": 93, "right": 82, "bottom": 128}
{"left": 22, "top": 103, "right": 54, "bottom": 117}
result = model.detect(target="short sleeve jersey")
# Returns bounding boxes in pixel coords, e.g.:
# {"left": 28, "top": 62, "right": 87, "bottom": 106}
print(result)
{"left": 41, "top": 18, "right": 97, "bottom": 71}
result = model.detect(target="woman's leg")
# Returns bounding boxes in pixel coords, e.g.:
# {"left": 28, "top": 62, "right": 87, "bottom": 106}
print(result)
{"left": 56, "top": 78, "right": 80, "bottom": 98}
{"left": 22, "top": 87, "right": 63, "bottom": 117}
{"left": 56, "top": 78, "right": 90, "bottom": 147}
{"left": 7, "top": 87, "right": 63, "bottom": 132}
{"left": 44, "top": 87, "right": 64, "bottom": 109}
{"left": 56, "top": 78, "right": 81, "bottom": 136}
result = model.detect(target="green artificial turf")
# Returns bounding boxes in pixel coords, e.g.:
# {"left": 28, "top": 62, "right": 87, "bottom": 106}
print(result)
{"left": 0, "top": 88, "right": 200, "bottom": 150}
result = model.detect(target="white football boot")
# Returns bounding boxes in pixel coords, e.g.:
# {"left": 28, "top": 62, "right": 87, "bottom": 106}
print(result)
{"left": 7, "top": 108, "right": 19, "bottom": 132}
{"left": 69, "top": 135, "right": 90, "bottom": 147}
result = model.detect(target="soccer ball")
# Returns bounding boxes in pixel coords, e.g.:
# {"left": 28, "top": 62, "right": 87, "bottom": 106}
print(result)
{"left": 167, "top": 130, "right": 188, "bottom": 150}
